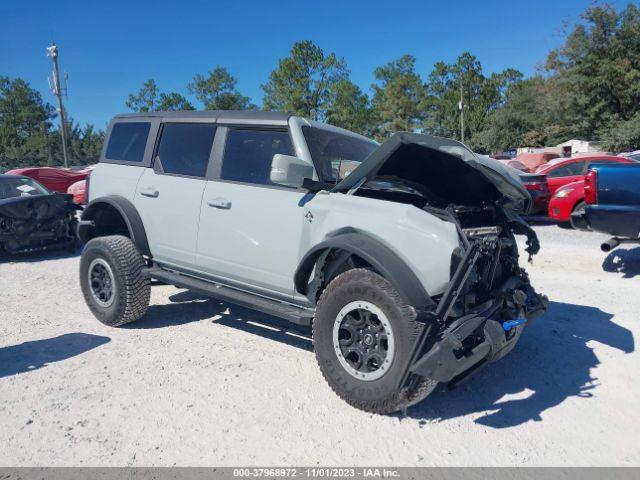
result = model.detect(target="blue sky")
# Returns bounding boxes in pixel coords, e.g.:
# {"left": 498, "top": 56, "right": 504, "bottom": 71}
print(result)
{"left": 1, "top": 0, "right": 630, "bottom": 129}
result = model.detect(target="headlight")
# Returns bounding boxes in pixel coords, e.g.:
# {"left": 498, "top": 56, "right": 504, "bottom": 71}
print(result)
{"left": 554, "top": 188, "right": 573, "bottom": 198}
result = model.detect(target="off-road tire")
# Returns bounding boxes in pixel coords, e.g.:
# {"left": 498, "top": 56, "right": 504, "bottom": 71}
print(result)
{"left": 313, "top": 268, "right": 437, "bottom": 414}
{"left": 80, "top": 235, "right": 150, "bottom": 327}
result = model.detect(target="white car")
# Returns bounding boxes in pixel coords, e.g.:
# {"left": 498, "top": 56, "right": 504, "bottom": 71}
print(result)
{"left": 78, "top": 111, "right": 547, "bottom": 414}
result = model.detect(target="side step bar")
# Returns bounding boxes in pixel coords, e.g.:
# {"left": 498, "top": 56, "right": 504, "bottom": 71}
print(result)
{"left": 142, "top": 267, "right": 314, "bottom": 326}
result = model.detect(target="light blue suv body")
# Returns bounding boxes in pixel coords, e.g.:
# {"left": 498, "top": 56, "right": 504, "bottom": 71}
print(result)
{"left": 78, "top": 110, "right": 547, "bottom": 414}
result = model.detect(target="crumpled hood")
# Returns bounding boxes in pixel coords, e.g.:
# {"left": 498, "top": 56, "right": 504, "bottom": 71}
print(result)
{"left": 333, "top": 132, "right": 531, "bottom": 214}
{"left": 0, "top": 193, "right": 79, "bottom": 221}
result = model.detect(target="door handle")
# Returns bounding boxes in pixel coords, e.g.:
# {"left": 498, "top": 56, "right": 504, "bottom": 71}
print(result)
{"left": 140, "top": 187, "right": 159, "bottom": 198}
{"left": 207, "top": 197, "right": 232, "bottom": 209}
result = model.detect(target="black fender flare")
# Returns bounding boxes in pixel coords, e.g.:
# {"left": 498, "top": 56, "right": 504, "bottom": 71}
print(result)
{"left": 79, "top": 195, "right": 151, "bottom": 257}
{"left": 294, "top": 232, "right": 435, "bottom": 308}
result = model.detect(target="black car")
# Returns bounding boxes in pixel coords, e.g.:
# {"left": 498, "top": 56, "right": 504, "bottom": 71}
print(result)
{"left": 0, "top": 174, "right": 80, "bottom": 254}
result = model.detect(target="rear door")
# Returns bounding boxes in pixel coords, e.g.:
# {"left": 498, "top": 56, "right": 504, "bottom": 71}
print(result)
{"left": 135, "top": 122, "right": 217, "bottom": 270}
{"left": 546, "top": 160, "right": 586, "bottom": 196}
{"left": 195, "top": 126, "right": 308, "bottom": 300}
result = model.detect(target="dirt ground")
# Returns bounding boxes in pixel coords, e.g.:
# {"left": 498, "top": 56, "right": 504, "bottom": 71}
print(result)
{"left": 0, "top": 224, "right": 638, "bottom": 466}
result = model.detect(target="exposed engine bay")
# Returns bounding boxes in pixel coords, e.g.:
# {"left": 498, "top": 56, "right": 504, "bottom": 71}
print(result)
{"left": 0, "top": 193, "right": 80, "bottom": 254}
{"left": 331, "top": 134, "right": 548, "bottom": 387}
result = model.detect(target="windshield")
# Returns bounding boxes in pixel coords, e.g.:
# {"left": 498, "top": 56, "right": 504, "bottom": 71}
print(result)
{"left": 0, "top": 176, "right": 49, "bottom": 200}
{"left": 302, "top": 126, "right": 378, "bottom": 183}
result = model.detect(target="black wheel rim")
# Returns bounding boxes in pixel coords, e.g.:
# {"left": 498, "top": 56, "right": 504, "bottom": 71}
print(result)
{"left": 88, "top": 258, "right": 115, "bottom": 307}
{"left": 332, "top": 301, "right": 395, "bottom": 381}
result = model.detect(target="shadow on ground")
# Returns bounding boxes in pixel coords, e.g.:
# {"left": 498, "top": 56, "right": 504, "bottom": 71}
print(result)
{"left": 129, "top": 290, "right": 312, "bottom": 351}
{"left": 121, "top": 291, "right": 635, "bottom": 428}
{"left": 406, "top": 300, "right": 634, "bottom": 428}
{"left": 0, "top": 247, "right": 80, "bottom": 264}
{"left": 602, "top": 247, "right": 640, "bottom": 278}
{"left": 0, "top": 333, "right": 110, "bottom": 378}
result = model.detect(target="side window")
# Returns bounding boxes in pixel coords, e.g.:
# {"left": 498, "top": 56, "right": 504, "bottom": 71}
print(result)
{"left": 221, "top": 128, "right": 294, "bottom": 186}
{"left": 547, "top": 161, "right": 585, "bottom": 178}
{"left": 105, "top": 122, "right": 150, "bottom": 162}
{"left": 155, "top": 123, "right": 216, "bottom": 178}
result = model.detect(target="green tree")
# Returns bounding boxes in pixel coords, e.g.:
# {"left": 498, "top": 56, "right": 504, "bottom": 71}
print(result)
{"left": 189, "top": 67, "right": 255, "bottom": 110}
{"left": 325, "top": 80, "right": 375, "bottom": 135}
{"left": 126, "top": 79, "right": 194, "bottom": 112}
{"left": 371, "top": 55, "right": 427, "bottom": 140}
{"left": 544, "top": 3, "right": 640, "bottom": 140}
{"left": 424, "top": 53, "right": 522, "bottom": 147}
{"left": 157, "top": 92, "right": 194, "bottom": 111}
{"left": 603, "top": 112, "right": 640, "bottom": 151}
{"left": 126, "top": 79, "right": 159, "bottom": 112}
{"left": 262, "top": 40, "right": 348, "bottom": 120}
{"left": 0, "top": 76, "right": 56, "bottom": 168}
{"left": 68, "top": 122, "right": 105, "bottom": 164}
{"left": 472, "top": 78, "right": 551, "bottom": 151}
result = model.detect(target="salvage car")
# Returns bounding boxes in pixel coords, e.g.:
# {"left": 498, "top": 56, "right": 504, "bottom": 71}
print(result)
{"left": 0, "top": 174, "right": 80, "bottom": 254}
{"left": 77, "top": 111, "right": 547, "bottom": 414}
{"left": 536, "top": 155, "right": 634, "bottom": 197}
{"left": 6, "top": 166, "right": 91, "bottom": 194}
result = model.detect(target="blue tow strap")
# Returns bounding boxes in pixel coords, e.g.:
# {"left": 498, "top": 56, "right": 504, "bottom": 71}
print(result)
{"left": 502, "top": 318, "right": 527, "bottom": 332}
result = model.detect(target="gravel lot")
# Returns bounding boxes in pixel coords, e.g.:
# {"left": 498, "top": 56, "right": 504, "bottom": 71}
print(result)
{"left": 1, "top": 224, "right": 638, "bottom": 466}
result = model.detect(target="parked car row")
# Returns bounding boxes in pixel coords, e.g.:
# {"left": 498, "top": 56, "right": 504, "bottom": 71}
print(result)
{"left": 6, "top": 166, "right": 90, "bottom": 205}
{"left": 491, "top": 153, "right": 636, "bottom": 221}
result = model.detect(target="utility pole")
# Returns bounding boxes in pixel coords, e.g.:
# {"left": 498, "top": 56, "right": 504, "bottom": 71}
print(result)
{"left": 458, "top": 81, "right": 465, "bottom": 144}
{"left": 46, "top": 42, "right": 69, "bottom": 168}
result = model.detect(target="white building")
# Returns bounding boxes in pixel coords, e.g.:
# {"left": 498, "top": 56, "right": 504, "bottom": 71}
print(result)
{"left": 516, "top": 139, "right": 608, "bottom": 157}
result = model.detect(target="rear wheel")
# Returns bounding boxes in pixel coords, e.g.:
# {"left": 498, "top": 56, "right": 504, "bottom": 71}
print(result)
{"left": 80, "top": 235, "right": 150, "bottom": 327}
{"left": 313, "top": 268, "right": 437, "bottom": 414}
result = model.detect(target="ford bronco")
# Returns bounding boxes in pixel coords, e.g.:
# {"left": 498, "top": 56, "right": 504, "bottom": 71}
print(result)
{"left": 78, "top": 111, "right": 547, "bottom": 414}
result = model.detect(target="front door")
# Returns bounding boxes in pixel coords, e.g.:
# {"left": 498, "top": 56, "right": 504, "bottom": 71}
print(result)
{"left": 135, "top": 122, "right": 217, "bottom": 270}
{"left": 196, "top": 127, "right": 308, "bottom": 300}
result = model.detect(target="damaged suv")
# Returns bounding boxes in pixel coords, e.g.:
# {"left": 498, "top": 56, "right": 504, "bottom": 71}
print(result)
{"left": 78, "top": 111, "right": 547, "bottom": 414}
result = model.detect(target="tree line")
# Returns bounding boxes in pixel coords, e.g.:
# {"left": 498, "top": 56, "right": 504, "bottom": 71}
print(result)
{"left": 1, "top": 3, "right": 638, "bottom": 170}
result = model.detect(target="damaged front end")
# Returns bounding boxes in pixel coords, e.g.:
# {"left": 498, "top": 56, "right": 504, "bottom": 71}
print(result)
{"left": 0, "top": 194, "right": 81, "bottom": 254}
{"left": 333, "top": 132, "right": 548, "bottom": 388}
{"left": 406, "top": 218, "right": 548, "bottom": 388}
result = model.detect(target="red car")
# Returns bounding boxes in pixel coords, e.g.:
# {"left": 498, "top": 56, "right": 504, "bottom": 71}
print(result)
{"left": 536, "top": 155, "right": 634, "bottom": 197}
{"left": 548, "top": 180, "right": 585, "bottom": 226}
{"left": 67, "top": 179, "right": 88, "bottom": 204}
{"left": 5, "top": 166, "right": 91, "bottom": 194}
{"left": 547, "top": 156, "right": 638, "bottom": 225}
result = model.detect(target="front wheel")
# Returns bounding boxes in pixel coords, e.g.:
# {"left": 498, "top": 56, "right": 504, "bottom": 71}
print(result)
{"left": 569, "top": 201, "right": 587, "bottom": 229}
{"left": 79, "top": 235, "right": 150, "bottom": 327}
{"left": 313, "top": 268, "right": 437, "bottom": 414}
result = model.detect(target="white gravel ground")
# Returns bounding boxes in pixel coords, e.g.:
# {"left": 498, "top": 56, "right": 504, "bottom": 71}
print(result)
{"left": 0, "top": 224, "right": 638, "bottom": 466}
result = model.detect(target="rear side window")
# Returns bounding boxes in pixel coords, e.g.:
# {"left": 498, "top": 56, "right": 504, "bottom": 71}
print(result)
{"left": 155, "top": 123, "right": 216, "bottom": 177}
{"left": 547, "top": 161, "right": 585, "bottom": 178}
{"left": 221, "top": 129, "right": 293, "bottom": 186}
{"left": 105, "top": 122, "right": 150, "bottom": 162}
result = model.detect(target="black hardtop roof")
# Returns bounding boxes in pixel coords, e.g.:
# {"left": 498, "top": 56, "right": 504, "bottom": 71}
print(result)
{"left": 114, "top": 110, "right": 291, "bottom": 125}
